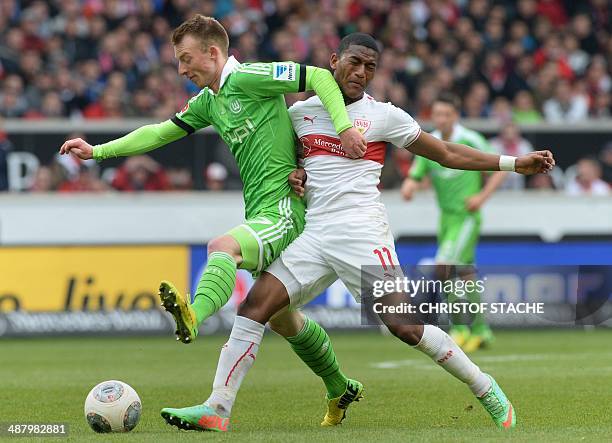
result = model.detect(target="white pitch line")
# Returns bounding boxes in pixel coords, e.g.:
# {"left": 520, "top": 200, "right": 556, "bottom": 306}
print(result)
{"left": 371, "top": 352, "right": 611, "bottom": 369}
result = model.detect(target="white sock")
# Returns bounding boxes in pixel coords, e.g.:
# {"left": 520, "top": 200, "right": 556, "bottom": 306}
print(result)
{"left": 415, "top": 324, "right": 491, "bottom": 397}
{"left": 205, "top": 316, "right": 265, "bottom": 415}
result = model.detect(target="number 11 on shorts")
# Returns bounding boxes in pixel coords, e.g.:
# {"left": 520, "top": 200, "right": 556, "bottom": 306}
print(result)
{"left": 373, "top": 247, "right": 395, "bottom": 270}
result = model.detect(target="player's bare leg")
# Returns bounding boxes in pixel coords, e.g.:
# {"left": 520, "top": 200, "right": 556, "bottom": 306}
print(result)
{"left": 378, "top": 291, "right": 515, "bottom": 429}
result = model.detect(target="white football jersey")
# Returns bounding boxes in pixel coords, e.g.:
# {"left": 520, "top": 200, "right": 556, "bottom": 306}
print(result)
{"left": 289, "top": 93, "right": 421, "bottom": 218}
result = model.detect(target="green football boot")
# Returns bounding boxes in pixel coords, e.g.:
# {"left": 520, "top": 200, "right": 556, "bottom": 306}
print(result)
{"left": 159, "top": 280, "right": 198, "bottom": 344}
{"left": 478, "top": 374, "right": 516, "bottom": 429}
{"left": 321, "top": 379, "right": 364, "bottom": 426}
{"left": 161, "top": 404, "right": 229, "bottom": 432}
{"left": 448, "top": 325, "right": 471, "bottom": 348}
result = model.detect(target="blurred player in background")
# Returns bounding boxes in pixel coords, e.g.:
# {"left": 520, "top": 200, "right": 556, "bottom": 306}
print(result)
{"left": 59, "top": 14, "right": 369, "bottom": 430}
{"left": 170, "top": 32, "right": 555, "bottom": 432}
{"left": 401, "top": 94, "right": 507, "bottom": 352}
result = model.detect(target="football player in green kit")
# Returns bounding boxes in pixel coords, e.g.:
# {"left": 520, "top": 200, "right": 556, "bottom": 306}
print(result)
{"left": 402, "top": 93, "right": 507, "bottom": 352}
{"left": 60, "top": 15, "right": 367, "bottom": 431}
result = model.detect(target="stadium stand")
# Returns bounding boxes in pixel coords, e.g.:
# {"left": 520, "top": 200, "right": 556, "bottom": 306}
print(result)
{"left": 0, "top": 0, "right": 611, "bottom": 192}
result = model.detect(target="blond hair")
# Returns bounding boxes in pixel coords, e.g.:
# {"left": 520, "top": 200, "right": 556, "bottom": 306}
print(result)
{"left": 171, "top": 15, "right": 229, "bottom": 55}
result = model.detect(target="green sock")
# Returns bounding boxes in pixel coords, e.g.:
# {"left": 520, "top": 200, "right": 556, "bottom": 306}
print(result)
{"left": 191, "top": 252, "right": 237, "bottom": 325}
{"left": 466, "top": 283, "right": 487, "bottom": 330}
{"left": 286, "top": 317, "right": 348, "bottom": 398}
{"left": 446, "top": 289, "right": 468, "bottom": 326}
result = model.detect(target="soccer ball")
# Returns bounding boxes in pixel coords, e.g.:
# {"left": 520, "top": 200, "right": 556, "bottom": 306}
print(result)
{"left": 84, "top": 380, "right": 142, "bottom": 433}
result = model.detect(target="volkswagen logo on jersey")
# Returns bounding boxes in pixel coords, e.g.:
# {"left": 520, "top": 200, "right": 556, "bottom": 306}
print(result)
{"left": 229, "top": 99, "right": 242, "bottom": 114}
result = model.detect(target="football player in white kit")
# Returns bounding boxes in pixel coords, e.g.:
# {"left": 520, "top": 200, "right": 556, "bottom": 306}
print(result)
{"left": 190, "top": 33, "right": 554, "bottom": 430}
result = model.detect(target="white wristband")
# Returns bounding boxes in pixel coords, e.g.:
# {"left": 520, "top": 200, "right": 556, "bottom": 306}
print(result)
{"left": 499, "top": 155, "right": 516, "bottom": 172}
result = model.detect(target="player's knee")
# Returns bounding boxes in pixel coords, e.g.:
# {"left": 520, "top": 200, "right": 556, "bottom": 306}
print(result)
{"left": 237, "top": 293, "right": 273, "bottom": 324}
{"left": 457, "top": 264, "right": 477, "bottom": 279}
{"left": 238, "top": 284, "right": 274, "bottom": 324}
{"left": 269, "top": 313, "right": 303, "bottom": 338}
{"left": 207, "top": 235, "right": 241, "bottom": 262}
{"left": 386, "top": 323, "right": 423, "bottom": 346}
{"left": 207, "top": 236, "right": 231, "bottom": 254}
{"left": 434, "top": 264, "right": 452, "bottom": 280}
{"left": 268, "top": 317, "right": 292, "bottom": 337}
{"left": 237, "top": 273, "right": 289, "bottom": 324}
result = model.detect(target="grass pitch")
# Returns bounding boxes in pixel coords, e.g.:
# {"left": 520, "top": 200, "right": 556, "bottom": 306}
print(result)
{"left": 1, "top": 329, "right": 611, "bottom": 442}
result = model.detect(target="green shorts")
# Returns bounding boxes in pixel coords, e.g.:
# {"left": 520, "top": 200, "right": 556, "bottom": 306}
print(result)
{"left": 227, "top": 194, "right": 306, "bottom": 275}
{"left": 436, "top": 212, "right": 481, "bottom": 265}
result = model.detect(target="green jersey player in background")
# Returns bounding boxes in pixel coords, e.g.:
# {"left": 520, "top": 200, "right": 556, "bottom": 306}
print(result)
{"left": 401, "top": 93, "right": 507, "bottom": 353}
{"left": 60, "top": 14, "right": 368, "bottom": 430}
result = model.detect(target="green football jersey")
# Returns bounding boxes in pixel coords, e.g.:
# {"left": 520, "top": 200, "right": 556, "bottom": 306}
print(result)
{"left": 409, "top": 124, "right": 495, "bottom": 214}
{"left": 172, "top": 57, "right": 307, "bottom": 218}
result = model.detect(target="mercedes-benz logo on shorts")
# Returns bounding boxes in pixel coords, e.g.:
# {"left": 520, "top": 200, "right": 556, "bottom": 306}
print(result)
{"left": 300, "top": 136, "right": 312, "bottom": 157}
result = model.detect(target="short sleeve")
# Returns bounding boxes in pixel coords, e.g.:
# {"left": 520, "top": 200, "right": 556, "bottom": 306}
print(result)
{"left": 232, "top": 62, "right": 306, "bottom": 98}
{"left": 383, "top": 104, "right": 422, "bottom": 148}
{"left": 287, "top": 101, "right": 307, "bottom": 132}
{"left": 172, "top": 89, "right": 212, "bottom": 134}
{"left": 288, "top": 101, "right": 299, "bottom": 120}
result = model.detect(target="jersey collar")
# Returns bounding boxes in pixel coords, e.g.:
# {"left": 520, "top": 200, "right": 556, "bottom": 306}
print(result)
{"left": 345, "top": 93, "right": 369, "bottom": 110}
{"left": 433, "top": 123, "right": 464, "bottom": 142}
{"left": 218, "top": 56, "right": 241, "bottom": 92}
{"left": 449, "top": 123, "right": 465, "bottom": 141}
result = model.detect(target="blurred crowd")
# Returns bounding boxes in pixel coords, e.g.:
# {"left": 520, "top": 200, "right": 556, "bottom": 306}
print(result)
{"left": 1, "top": 0, "right": 611, "bottom": 121}
{"left": 0, "top": 0, "right": 611, "bottom": 196}
{"left": 380, "top": 121, "right": 612, "bottom": 195}
{"left": 0, "top": 131, "right": 235, "bottom": 192}
{"left": 1, "top": 127, "right": 610, "bottom": 195}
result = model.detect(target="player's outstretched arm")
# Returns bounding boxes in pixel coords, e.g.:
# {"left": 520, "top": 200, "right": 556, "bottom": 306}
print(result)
{"left": 401, "top": 154, "right": 429, "bottom": 201}
{"left": 400, "top": 178, "right": 419, "bottom": 201}
{"left": 407, "top": 131, "right": 555, "bottom": 174}
{"left": 59, "top": 120, "right": 188, "bottom": 161}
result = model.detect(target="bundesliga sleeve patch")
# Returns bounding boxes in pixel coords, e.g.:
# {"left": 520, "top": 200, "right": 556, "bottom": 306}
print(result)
{"left": 272, "top": 62, "right": 295, "bottom": 81}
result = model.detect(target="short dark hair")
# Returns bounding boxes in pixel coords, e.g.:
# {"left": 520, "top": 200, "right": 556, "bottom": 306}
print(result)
{"left": 434, "top": 92, "right": 461, "bottom": 111}
{"left": 338, "top": 33, "right": 380, "bottom": 56}
{"left": 171, "top": 15, "right": 229, "bottom": 56}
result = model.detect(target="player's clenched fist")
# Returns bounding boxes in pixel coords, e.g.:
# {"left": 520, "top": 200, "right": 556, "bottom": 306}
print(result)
{"left": 515, "top": 150, "right": 555, "bottom": 175}
{"left": 339, "top": 127, "right": 367, "bottom": 159}
{"left": 59, "top": 138, "right": 94, "bottom": 160}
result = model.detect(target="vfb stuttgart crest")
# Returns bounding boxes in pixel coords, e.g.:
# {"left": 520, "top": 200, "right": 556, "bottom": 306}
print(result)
{"left": 229, "top": 99, "right": 242, "bottom": 114}
{"left": 354, "top": 118, "right": 371, "bottom": 134}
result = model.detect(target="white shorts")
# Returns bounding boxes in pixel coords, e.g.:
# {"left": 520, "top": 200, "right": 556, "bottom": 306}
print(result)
{"left": 266, "top": 208, "right": 403, "bottom": 308}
